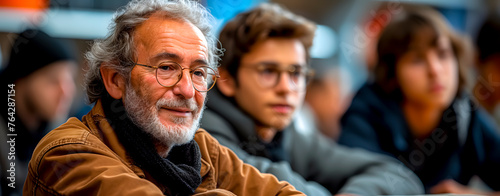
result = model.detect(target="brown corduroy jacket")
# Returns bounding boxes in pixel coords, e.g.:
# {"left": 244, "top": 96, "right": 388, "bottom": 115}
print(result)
{"left": 23, "top": 100, "right": 303, "bottom": 195}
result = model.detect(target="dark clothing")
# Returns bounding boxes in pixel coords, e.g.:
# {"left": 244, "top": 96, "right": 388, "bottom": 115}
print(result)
{"left": 201, "top": 87, "right": 424, "bottom": 195}
{"left": 339, "top": 83, "right": 500, "bottom": 192}
{"left": 0, "top": 109, "right": 48, "bottom": 196}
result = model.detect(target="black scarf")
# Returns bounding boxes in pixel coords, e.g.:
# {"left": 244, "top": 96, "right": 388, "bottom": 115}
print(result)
{"left": 101, "top": 95, "right": 202, "bottom": 195}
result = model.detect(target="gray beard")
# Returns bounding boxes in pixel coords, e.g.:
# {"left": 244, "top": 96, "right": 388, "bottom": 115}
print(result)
{"left": 123, "top": 83, "right": 204, "bottom": 150}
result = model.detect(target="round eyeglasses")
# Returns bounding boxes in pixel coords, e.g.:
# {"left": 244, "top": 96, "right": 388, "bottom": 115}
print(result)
{"left": 135, "top": 61, "right": 220, "bottom": 92}
{"left": 240, "top": 63, "right": 314, "bottom": 91}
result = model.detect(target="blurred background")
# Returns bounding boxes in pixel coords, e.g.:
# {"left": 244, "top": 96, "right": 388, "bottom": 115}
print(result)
{"left": 0, "top": 0, "right": 498, "bottom": 125}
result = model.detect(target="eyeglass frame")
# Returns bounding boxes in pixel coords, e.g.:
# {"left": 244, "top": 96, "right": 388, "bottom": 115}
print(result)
{"left": 239, "top": 62, "right": 315, "bottom": 90}
{"left": 134, "top": 61, "right": 220, "bottom": 92}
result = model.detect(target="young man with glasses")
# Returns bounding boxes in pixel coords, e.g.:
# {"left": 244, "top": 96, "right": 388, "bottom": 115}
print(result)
{"left": 200, "top": 3, "right": 424, "bottom": 195}
{"left": 23, "top": 0, "right": 304, "bottom": 195}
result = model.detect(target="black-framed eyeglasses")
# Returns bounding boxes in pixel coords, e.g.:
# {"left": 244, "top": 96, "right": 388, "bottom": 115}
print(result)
{"left": 135, "top": 61, "right": 220, "bottom": 92}
{"left": 240, "top": 62, "right": 314, "bottom": 90}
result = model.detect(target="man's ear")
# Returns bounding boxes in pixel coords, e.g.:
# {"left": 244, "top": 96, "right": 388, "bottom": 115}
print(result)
{"left": 216, "top": 69, "right": 236, "bottom": 97}
{"left": 100, "top": 64, "right": 126, "bottom": 99}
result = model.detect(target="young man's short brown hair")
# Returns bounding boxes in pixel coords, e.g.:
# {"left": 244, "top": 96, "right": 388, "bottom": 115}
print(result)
{"left": 374, "top": 5, "right": 471, "bottom": 100}
{"left": 218, "top": 3, "right": 316, "bottom": 79}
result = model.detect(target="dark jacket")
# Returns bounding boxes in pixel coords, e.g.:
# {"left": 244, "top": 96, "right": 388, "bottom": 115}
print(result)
{"left": 201, "top": 87, "right": 424, "bottom": 195}
{"left": 1, "top": 105, "right": 49, "bottom": 196}
{"left": 339, "top": 83, "right": 500, "bottom": 192}
{"left": 23, "top": 100, "right": 304, "bottom": 195}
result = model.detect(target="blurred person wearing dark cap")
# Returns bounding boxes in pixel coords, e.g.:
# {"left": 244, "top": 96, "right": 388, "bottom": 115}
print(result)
{"left": 0, "top": 29, "right": 76, "bottom": 196}
{"left": 339, "top": 5, "right": 500, "bottom": 195}
{"left": 474, "top": 14, "right": 500, "bottom": 129}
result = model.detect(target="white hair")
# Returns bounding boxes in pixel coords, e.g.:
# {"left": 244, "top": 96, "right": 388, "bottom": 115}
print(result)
{"left": 84, "top": 0, "right": 222, "bottom": 103}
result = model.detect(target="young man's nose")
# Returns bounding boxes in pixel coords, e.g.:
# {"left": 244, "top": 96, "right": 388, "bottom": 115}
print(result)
{"left": 274, "top": 72, "right": 294, "bottom": 93}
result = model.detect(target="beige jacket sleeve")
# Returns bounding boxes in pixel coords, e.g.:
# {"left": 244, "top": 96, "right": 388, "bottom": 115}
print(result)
{"left": 23, "top": 121, "right": 165, "bottom": 196}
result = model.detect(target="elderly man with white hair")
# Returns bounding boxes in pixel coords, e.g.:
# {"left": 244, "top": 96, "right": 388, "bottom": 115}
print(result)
{"left": 23, "top": 0, "right": 303, "bottom": 195}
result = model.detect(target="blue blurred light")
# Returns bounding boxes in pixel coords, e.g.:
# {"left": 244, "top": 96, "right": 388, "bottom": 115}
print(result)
{"left": 0, "top": 8, "right": 113, "bottom": 39}
{"left": 311, "top": 25, "right": 337, "bottom": 59}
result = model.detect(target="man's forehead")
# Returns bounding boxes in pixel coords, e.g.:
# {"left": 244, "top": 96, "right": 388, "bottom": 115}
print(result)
{"left": 134, "top": 13, "right": 208, "bottom": 54}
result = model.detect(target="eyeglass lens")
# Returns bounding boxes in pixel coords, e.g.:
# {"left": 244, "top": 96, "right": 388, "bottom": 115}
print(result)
{"left": 155, "top": 62, "right": 217, "bottom": 92}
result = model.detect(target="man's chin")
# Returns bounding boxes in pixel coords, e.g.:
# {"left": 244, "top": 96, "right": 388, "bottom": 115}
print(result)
{"left": 155, "top": 120, "right": 198, "bottom": 145}
{"left": 159, "top": 118, "right": 193, "bottom": 127}
{"left": 267, "top": 118, "right": 292, "bottom": 131}
{"left": 167, "top": 128, "right": 196, "bottom": 146}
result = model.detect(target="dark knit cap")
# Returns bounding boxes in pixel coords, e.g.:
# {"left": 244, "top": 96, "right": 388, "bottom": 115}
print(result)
{"left": 1, "top": 29, "right": 76, "bottom": 84}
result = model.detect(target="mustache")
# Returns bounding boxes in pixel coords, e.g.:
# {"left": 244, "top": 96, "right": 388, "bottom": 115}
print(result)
{"left": 156, "top": 97, "right": 198, "bottom": 111}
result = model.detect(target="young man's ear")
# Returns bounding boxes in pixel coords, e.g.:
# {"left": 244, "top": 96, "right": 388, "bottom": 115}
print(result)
{"left": 216, "top": 69, "right": 236, "bottom": 97}
{"left": 100, "top": 63, "right": 126, "bottom": 99}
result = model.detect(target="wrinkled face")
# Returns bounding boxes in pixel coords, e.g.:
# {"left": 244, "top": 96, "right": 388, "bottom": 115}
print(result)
{"left": 22, "top": 61, "right": 76, "bottom": 122}
{"left": 234, "top": 38, "right": 307, "bottom": 130}
{"left": 396, "top": 35, "right": 458, "bottom": 109}
{"left": 125, "top": 14, "right": 209, "bottom": 147}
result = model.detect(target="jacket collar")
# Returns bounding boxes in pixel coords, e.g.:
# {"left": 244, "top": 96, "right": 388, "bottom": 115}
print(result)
{"left": 82, "top": 99, "right": 147, "bottom": 177}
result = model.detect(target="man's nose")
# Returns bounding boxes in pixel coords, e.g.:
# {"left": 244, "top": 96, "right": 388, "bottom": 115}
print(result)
{"left": 172, "top": 69, "right": 195, "bottom": 99}
{"left": 274, "top": 72, "right": 294, "bottom": 93}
